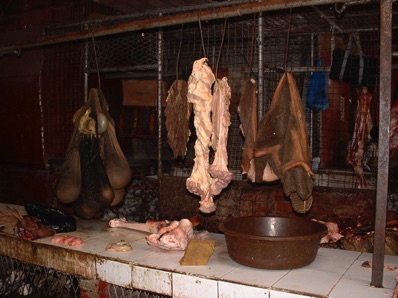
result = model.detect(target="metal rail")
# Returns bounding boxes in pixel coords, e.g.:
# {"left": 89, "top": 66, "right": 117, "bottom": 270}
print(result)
{"left": 0, "top": 0, "right": 376, "bottom": 56}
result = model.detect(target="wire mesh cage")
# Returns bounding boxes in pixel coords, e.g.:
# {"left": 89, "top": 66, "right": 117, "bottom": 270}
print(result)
{"left": 35, "top": 2, "right": 397, "bottom": 189}
{"left": 0, "top": 255, "right": 170, "bottom": 298}
{"left": 0, "top": 255, "right": 80, "bottom": 297}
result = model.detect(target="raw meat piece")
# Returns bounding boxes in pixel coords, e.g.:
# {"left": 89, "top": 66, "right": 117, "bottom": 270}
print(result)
{"left": 108, "top": 217, "right": 169, "bottom": 234}
{"left": 51, "top": 234, "right": 84, "bottom": 246}
{"left": 146, "top": 219, "right": 194, "bottom": 251}
{"left": 237, "top": 78, "right": 257, "bottom": 175}
{"left": 165, "top": 80, "right": 191, "bottom": 158}
{"left": 209, "top": 77, "right": 233, "bottom": 196}
{"left": 347, "top": 87, "right": 372, "bottom": 189}
{"left": 108, "top": 217, "right": 207, "bottom": 251}
{"left": 185, "top": 58, "right": 216, "bottom": 213}
{"left": 7, "top": 206, "right": 55, "bottom": 240}
{"left": 251, "top": 72, "right": 314, "bottom": 213}
{"left": 106, "top": 240, "right": 132, "bottom": 252}
{"left": 313, "top": 219, "right": 344, "bottom": 244}
{"left": 393, "top": 274, "right": 398, "bottom": 298}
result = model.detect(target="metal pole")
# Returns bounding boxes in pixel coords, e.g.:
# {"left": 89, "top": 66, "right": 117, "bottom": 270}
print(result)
{"left": 371, "top": 0, "right": 392, "bottom": 288}
{"left": 257, "top": 12, "right": 264, "bottom": 120}
{"left": 157, "top": 22, "right": 164, "bottom": 180}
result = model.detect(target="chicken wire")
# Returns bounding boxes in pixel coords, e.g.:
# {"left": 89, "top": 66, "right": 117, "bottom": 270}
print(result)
{"left": 0, "top": 255, "right": 169, "bottom": 298}
{"left": 0, "top": 255, "right": 80, "bottom": 297}
{"left": 39, "top": 3, "right": 395, "bottom": 189}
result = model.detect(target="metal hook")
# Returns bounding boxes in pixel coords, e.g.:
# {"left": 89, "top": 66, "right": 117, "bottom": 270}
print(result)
{"left": 334, "top": 2, "right": 347, "bottom": 14}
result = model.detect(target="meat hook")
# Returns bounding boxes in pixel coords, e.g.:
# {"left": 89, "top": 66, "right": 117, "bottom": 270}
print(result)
{"left": 334, "top": 2, "right": 347, "bottom": 14}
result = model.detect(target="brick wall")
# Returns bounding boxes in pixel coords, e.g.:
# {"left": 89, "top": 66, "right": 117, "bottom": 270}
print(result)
{"left": 159, "top": 176, "right": 379, "bottom": 232}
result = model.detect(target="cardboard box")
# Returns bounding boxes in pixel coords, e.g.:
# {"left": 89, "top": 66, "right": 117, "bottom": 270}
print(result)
{"left": 122, "top": 79, "right": 167, "bottom": 107}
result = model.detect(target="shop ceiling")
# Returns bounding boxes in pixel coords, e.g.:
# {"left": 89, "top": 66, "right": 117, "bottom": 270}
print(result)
{"left": 0, "top": 0, "right": 395, "bottom": 56}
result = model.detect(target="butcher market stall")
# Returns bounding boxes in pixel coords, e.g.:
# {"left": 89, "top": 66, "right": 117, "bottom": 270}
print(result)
{"left": 0, "top": 203, "right": 397, "bottom": 297}
{"left": 0, "top": 0, "right": 397, "bottom": 295}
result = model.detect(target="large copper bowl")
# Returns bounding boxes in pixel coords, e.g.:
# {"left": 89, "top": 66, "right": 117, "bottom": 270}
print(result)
{"left": 219, "top": 216, "right": 328, "bottom": 269}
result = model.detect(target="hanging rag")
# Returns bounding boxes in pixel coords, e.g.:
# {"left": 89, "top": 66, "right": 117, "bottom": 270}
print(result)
{"left": 307, "top": 58, "right": 329, "bottom": 112}
{"left": 251, "top": 72, "right": 314, "bottom": 214}
{"left": 329, "top": 33, "right": 378, "bottom": 87}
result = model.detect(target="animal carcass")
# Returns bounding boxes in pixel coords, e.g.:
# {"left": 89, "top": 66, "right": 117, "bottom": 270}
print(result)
{"left": 347, "top": 86, "right": 373, "bottom": 189}
{"left": 237, "top": 78, "right": 257, "bottom": 177}
{"left": 185, "top": 58, "right": 232, "bottom": 213}
{"left": 56, "top": 88, "right": 132, "bottom": 219}
{"left": 165, "top": 80, "right": 191, "bottom": 158}
{"left": 250, "top": 72, "right": 314, "bottom": 214}
{"left": 209, "top": 77, "right": 233, "bottom": 196}
{"left": 186, "top": 58, "right": 215, "bottom": 213}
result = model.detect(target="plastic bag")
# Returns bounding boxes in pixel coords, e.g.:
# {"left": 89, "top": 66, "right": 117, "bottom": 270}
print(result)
{"left": 307, "top": 58, "right": 329, "bottom": 112}
{"left": 25, "top": 203, "right": 77, "bottom": 233}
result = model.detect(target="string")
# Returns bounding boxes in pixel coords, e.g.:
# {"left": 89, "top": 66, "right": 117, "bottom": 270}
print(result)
{"left": 248, "top": 14, "right": 256, "bottom": 77}
{"left": 91, "top": 36, "right": 101, "bottom": 89}
{"left": 198, "top": 17, "right": 206, "bottom": 58}
{"left": 284, "top": 9, "right": 292, "bottom": 72}
{"left": 215, "top": 18, "right": 228, "bottom": 79}
{"left": 176, "top": 24, "right": 184, "bottom": 80}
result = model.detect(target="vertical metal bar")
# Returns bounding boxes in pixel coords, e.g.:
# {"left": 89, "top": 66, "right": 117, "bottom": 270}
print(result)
{"left": 157, "top": 22, "right": 164, "bottom": 180}
{"left": 309, "top": 33, "right": 314, "bottom": 157}
{"left": 371, "top": 0, "right": 392, "bottom": 288}
{"left": 257, "top": 12, "right": 264, "bottom": 119}
{"left": 83, "top": 24, "right": 89, "bottom": 102}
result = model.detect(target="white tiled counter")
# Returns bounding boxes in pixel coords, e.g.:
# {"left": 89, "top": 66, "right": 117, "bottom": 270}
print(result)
{"left": 0, "top": 203, "right": 397, "bottom": 298}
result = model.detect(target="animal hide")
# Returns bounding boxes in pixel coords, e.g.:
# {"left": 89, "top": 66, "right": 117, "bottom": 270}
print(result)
{"left": 56, "top": 88, "right": 132, "bottom": 219}
{"left": 251, "top": 72, "right": 314, "bottom": 214}
{"left": 237, "top": 78, "right": 257, "bottom": 175}
{"left": 165, "top": 80, "right": 191, "bottom": 159}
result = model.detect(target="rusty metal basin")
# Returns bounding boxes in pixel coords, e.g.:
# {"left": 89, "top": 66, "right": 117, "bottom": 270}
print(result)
{"left": 219, "top": 216, "right": 328, "bottom": 270}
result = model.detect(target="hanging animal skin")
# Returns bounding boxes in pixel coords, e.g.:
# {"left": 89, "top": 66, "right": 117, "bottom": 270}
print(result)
{"left": 56, "top": 88, "right": 132, "bottom": 219}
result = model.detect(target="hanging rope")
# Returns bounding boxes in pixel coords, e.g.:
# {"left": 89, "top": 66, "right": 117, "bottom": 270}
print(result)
{"left": 198, "top": 16, "right": 207, "bottom": 58}
{"left": 284, "top": 9, "right": 293, "bottom": 72}
{"left": 176, "top": 24, "right": 184, "bottom": 80}
{"left": 91, "top": 36, "right": 101, "bottom": 89}
{"left": 248, "top": 14, "right": 257, "bottom": 78}
{"left": 215, "top": 18, "right": 228, "bottom": 78}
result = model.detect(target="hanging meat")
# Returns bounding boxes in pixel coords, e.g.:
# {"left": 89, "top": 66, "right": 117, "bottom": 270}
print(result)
{"left": 347, "top": 87, "right": 372, "bottom": 189}
{"left": 165, "top": 80, "right": 191, "bottom": 158}
{"left": 56, "top": 88, "right": 132, "bottom": 219}
{"left": 209, "top": 77, "right": 233, "bottom": 196}
{"left": 251, "top": 72, "right": 314, "bottom": 214}
{"left": 237, "top": 78, "right": 257, "bottom": 177}
{"left": 185, "top": 58, "right": 216, "bottom": 213}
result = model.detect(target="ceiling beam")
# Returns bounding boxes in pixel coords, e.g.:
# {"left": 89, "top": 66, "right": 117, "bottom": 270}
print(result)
{"left": 0, "top": 0, "right": 376, "bottom": 55}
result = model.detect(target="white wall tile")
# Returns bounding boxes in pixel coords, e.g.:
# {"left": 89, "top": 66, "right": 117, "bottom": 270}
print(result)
{"left": 96, "top": 258, "right": 132, "bottom": 288}
{"left": 132, "top": 266, "right": 172, "bottom": 296}
{"left": 218, "top": 281, "right": 269, "bottom": 297}
{"left": 269, "top": 289, "right": 317, "bottom": 298}
{"left": 172, "top": 273, "right": 217, "bottom": 298}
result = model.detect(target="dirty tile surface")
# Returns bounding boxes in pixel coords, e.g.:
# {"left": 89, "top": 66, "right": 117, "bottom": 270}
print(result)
{"left": 0, "top": 203, "right": 397, "bottom": 298}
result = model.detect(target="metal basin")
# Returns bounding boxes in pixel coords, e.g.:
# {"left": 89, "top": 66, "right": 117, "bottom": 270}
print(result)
{"left": 219, "top": 216, "right": 328, "bottom": 270}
